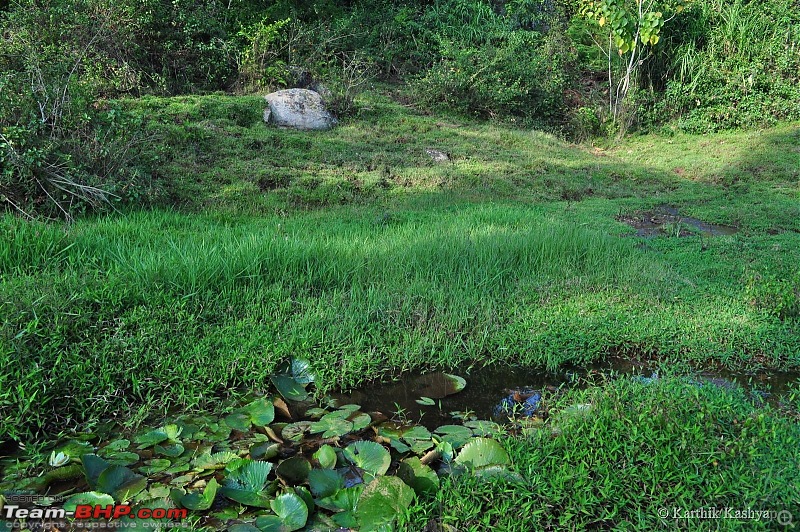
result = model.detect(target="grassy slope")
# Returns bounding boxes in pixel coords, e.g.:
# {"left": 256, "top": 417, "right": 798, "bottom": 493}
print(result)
{"left": 1, "top": 89, "right": 799, "bottom": 441}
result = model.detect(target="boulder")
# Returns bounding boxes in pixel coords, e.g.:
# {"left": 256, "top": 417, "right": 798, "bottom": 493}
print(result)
{"left": 263, "top": 89, "right": 337, "bottom": 131}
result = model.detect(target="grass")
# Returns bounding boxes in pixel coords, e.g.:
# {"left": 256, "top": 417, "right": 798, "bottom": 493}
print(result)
{"left": 1, "top": 87, "right": 799, "bottom": 529}
{"left": 403, "top": 374, "right": 800, "bottom": 530}
{"left": 2, "top": 88, "right": 799, "bottom": 440}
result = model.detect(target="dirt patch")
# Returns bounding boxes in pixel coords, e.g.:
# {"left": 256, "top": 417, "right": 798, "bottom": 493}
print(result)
{"left": 617, "top": 205, "right": 738, "bottom": 238}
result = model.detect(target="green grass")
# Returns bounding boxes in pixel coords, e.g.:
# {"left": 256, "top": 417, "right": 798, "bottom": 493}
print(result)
{"left": 403, "top": 375, "right": 800, "bottom": 530}
{"left": 2, "top": 89, "right": 799, "bottom": 442}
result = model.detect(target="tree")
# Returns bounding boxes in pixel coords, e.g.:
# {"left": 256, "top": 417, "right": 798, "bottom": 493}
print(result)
{"left": 580, "top": 0, "right": 691, "bottom": 127}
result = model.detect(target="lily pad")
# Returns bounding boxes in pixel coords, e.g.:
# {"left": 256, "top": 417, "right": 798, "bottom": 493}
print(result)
{"left": 225, "top": 398, "right": 276, "bottom": 431}
{"left": 96, "top": 465, "right": 148, "bottom": 502}
{"left": 343, "top": 441, "right": 391, "bottom": 476}
{"left": 434, "top": 425, "right": 473, "bottom": 448}
{"left": 313, "top": 445, "right": 337, "bottom": 469}
{"left": 316, "top": 485, "right": 363, "bottom": 513}
{"left": 63, "top": 492, "right": 115, "bottom": 513}
{"left": 453, "top": 438, "right": 511, "bottom": 470}
{"left": 104, "top": 451, "right": 141, "bottom": 467}
{"left": 155, "top": 442, "right": 185, "bottom": 458}
{"left": 310, "top": 414, "right": 353, "bottom": 438}
{"left": 308, "top": 469, "right": 344, "bottom": 499}
{"left": 220, "top": 459, "right": 275, "bottom": 508}
{"left": 355, "top": 476, "right": 415, "bottom": 530}
{"left": 251, "top": 442, "right": 281, "bottom": 461}
{"left": 254, "top": 491, "right": 309, "bottom": 532}
{"left": 281, "top": 421, "right": 312, "bottom": 443}
{"left": 176, "top": 478, "right": 218, "bottom": 511}
{"left": 271, "top": 375, "right": 309, "bottom": 402}
{"left": 138, "top": 458, "right": 172, "bottom": 475}
{"left": 397, "top": 457, "right": 439, "bottom": 495}
{"left": 276, "top": 456, "right": 311, "bottom": 485}
{"left": 82, "top": 454, "right": 112, "bottom": 489}
{"left": 193, "top": 451, "right": 239, "bottom": 470}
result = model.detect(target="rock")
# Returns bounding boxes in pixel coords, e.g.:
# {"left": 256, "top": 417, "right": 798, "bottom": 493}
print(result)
{"left": 264, "top": 89, "right": 337, "bottom": 131}
{"left": 425, "top": 148, "right": 450, "bottom": 163}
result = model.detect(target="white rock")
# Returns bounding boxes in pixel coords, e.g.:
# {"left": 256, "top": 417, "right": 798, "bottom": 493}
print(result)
{"left": 263, "top": 89, "right": 337, "bottom": 131}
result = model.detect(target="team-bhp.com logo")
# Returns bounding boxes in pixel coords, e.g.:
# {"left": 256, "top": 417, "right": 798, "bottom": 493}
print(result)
{"left": 3, "top": 504, "right": 188, "bottom": 521}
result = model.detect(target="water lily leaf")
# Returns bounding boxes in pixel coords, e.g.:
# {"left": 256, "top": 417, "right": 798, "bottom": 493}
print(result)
{"left": 251, "top": 442, "right": 281, "bottom": 460}
{"left": 348, "top": 412, "right": 372, "bottom": 432}
{"left": 138, "top": 458, "right": 172, "bottom": 475}
{"left": 134, "top": 428, "right": 169, "bottom": 448}
{"left": 397, "top": 457, "right": 439, "bottom": 495}
{"left": 434, "top": 425, "right": 473, "bottom": 448}
{"left": 276, "top": 456, "right": 311, "bottom": 485}
{"left": 224, "top": 460, "right": 274, "bottom": 492}
{"left": 165, "top": 462, "right": 191, "bottom": 475}
{"left": 63, "top": 492, "right": 115, "bottom": 513}
{"left": 224, "top": 412, "right": 252, "bottom": 432}
{"left": 463, "top": 420, "right": 502, "bottom": 436}
{"left": 155, "top": 443, "right": 185, "bottom": 458}
{"left": 304, "top": 407, "right": 328, "bottom": 420}
{"left": 220, "top": 487, "right": 274, "bottom": 508}
{"left": 355, "top": 476, "right": 415, "bottom": 530}
{"left": 99, "top": 439, "right": 130, "bottom": 454}
{"left": 281, "top": 421, "right": 311, "bottom": 443}
{"left": 82, "top": 454, "right": 112, "bottom": 490}
{"left": 170, "top": 474, "right": 196, "bottom": 487}
{"left": 148, "top": 485, "right": 171, "bottom": 499}
{"left": 195, "top": 422, "right": 232, "bottom": 443}
{"left": 271, "top": 375, "right": 308, "bottom": 402}
{"left": 255, "top": 492, "right": 308, "bottom": 532}
{"left": 229, "top": 525, "right": 261, "bottom": 532}
{"left": 409, "top": 439, "right": 434, "bottom": 454}
{"left": 317, "top": 485, "right": 363, "bottom": 512}
{"left": 389, "top": 439, "right": 411, "bottom": 453}
{"left": 294, "top": 486, "right": 315, "bottom": 515}
{"left": 105, "top": 451, "right": 142, "bottom": 467}
{"left": 337, "top": 404, "right": 361, "bottom": 414}
{"left": 308, "top": 469, "right": 344, "bottom": 499}
{"left": 472, "top": 465, "right": 525, "bottom": 482}
{"left": 192, "top": 451, "right": 239, "bottom": 470}
{"left": 178, "top": 478, "right": 218, "bottom": 511}
{"left": 402, "top": 426, "right": 432, "bottom": 442}
{"left": 343, "top": 441, "right": 391, "bottom": 476}
{"left": 453, "top": 438, "right": 510, "bottom": 469}
{"left": 273, "top": 396, "right": 292, "bottom": 420}
{"left": 96, "top": 465, "right": 148, "bottom": 502}
{"left": 415, "top": 396, "right": 436, "bottom": 406}
{"left": 310, "top": 414, "right": 353, "bottom": 438}
{"left": 313, "top": 445, "right": 337, "bottom": 469}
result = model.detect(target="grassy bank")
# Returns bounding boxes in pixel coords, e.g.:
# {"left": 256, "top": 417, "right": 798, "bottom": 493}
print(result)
{"left": 2, "top": 90, "right": 799, "bottom": 440}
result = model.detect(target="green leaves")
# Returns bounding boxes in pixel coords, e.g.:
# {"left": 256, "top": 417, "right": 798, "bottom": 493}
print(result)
{"left": 355, "top": 476, "right": 415, "bottom": 530}
{"left": 343, "top": 441, "right": 391, "bottom": 476}
{"left": 255, "top": 492, "right": 309, "bottom": 532}
{"left": 175, "top": 478, "right": 218, "bottom": 511}
{"left": 225, "top": 398, "right": 276, "bottom": 431}
{"left": 221, "top": 459, "right": 275, "bottom": 507}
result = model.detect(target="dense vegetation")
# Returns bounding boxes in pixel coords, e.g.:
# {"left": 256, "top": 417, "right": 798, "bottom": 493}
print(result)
{"left": 1, "top": 0, "right": 799, "bottom": 530}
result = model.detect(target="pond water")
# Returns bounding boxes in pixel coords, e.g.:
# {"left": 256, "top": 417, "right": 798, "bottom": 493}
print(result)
{"left": 339, "top": 359, "right": 799, "bottom": 429}
{"left": 617, "top": 205, "right": 739, "bottom": 238}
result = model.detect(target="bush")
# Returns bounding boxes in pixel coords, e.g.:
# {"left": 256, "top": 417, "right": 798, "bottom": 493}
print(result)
{"left": 414, "top": 28, "right": 576, "bottom": 127}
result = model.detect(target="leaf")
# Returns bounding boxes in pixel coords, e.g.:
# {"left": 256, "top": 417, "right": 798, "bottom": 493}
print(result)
{"left": 81, "top": 454, "right": 112, "bottom": 490}
{"left": 355, "top": 476, "right": 415, "bottom": 530}
{"left": 309, "top": 469, "right": 344, "bottom": 499}
{"left": 134, "top": 428, "right": 169, "bottom": 448}
{"left": 288, "top": 358, "right": 316, "bottom": 385}
{"left": 349, "top": 412, "right": 372, "bottom": 432}
{"left": 96, "top": 465, "right": 148, "bottom": 502}
{"left": 102, "top": 439, "right": 131, "bottom": 453}
{"left": 154, "top": 442, "right": 185, "bottom": 458}
{"left": 251, "top": 442, "right": 281, "bottom": 460}
{"left": 192, "top": 451, "right": 239, "bottom": 470}
{"left": 397, "top": 457, "right": 439, "bottom": 495}
{"left": 317, "top": 485, "right": 363, "bottom": 513}
{"left": 313, "top": 445, "right": 337, "bottom": 469}
{"left": 434, "top": 425, "right": 473, "bottom": 448}
{"left": 411, "top": 372, "right": 467, "bottom": 399}
{"left": 281, "top": 421, "right": 312, "bottom": 442}
{"left": 224, "top": 412, "right": 252, "bottom": 431}
{"left": 178, "top": 478, "right": 218, "bottom": 511}
{"left": 276, "top": 456, "right": 311, "bottom": 485}
{"left": 137, "top": 458, "right": 172, "bottom": 475}
{"left": 104, "top": 451, "right": 141, "bottom": 467}
{"left": 453, "top": 438, "right": 511, "bottom": 470}
{"left": 415, "top": 396, "right": 436, "bottom": 406}
{"left": 271, "top": 375, "right": 308, "bottom": 402}
{"left": 463, "top": 420, "right": 502, "bottom": 437}
{"left": 225, "top": 398, "right": 276, "bottom": 431}
{"left": 224, "top": 460, "right": 274, "bottom": 492}
{"left": 343, "top": 441, "right": 391, "bottom": 476}
{"left": 63, "top": 492, "right": 114, "bottom": 513}
{"left": 254, "top": 492, "right": 308, "bottom": 532}
{"left": 310, "top": 414, "right": 353, "bottom": 438}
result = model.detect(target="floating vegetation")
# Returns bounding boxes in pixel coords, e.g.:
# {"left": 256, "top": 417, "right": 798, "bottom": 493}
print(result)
{"left": 0, "top": 361, "right": 516, "bottom": 531}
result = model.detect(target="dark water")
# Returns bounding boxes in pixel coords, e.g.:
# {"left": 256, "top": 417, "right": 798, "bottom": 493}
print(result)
{"left": 618, "top": 205, "right": 738, "bottom": 238}
{"left": 341, "top": 359, "right": 800, "bottom": 429}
